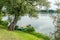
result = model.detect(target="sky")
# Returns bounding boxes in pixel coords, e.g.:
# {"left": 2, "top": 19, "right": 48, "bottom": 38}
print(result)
{"left": 41, "top": 0, "right": 60, "bottom": 10}
{"left": 48, "top": 0, "right": 60, "bottom": 10}
{"left": 48, "top": 0, "right": 57, "bottom": 10}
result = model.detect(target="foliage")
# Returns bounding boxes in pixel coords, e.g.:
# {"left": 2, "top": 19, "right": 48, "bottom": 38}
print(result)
{"left": 3, "top": 0, "right": 49, "bottom": 17}
{"left": 0, "top": 13, "right": 2, "bottom": 20}
{"left": 55, "top": 0, "right": 60, "bottom": 13}
{"left": 22, "top": 26, "right": 35, "bottom": 33}
{"left": 15, "top": 25, "right": 19, "bottom": 30}
{"left": 16, "top": 25, "right": 35, "bottom": 33}
{"left": 0, "top": 0, "right": 50, "bottom": 30}
{"left": 0, "top": 20, "right": 8, "bottom": 29}
{"left": 56, "top": 9, "right": 60, "bottom": 13}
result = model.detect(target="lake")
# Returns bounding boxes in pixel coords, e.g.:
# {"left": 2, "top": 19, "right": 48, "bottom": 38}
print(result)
{"left": 2, "top": 13, "right": 56, "bottom": 37}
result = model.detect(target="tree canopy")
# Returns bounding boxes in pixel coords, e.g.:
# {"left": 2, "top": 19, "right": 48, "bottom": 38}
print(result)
{"left": 0, "top": 0, "right": 49, "bottom": 30}
{"left": 0, "top": 0, "right": 49, "bottom": 16}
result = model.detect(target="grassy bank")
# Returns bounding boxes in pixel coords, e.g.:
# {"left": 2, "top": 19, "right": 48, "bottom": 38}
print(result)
{"left": 0, "top": 28, "right": 44, "bottom": 40}
{"left": 0, "top": 25, "right": 50, "bottom": 40}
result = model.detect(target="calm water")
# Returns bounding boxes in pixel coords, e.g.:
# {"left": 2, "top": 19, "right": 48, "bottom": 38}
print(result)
{"left": 2, "top": 13, "right": 56, "bottom": 36}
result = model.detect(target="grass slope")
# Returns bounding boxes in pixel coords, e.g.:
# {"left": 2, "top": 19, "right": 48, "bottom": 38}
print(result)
{"left": 0, "top": 29, "right": 44, "bottom": 40}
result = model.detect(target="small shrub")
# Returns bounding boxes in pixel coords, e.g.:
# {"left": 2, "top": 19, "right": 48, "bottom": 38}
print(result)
{"left": 23, "top": 27, "right": 35, "bottom": 33}
{"left": 0, "top": 20, "right": 8, "bottom": 29}
{"left": 2, "top": 21, "right": 8, "bottom": 27}
{"left": 15, "top": 25, "right": 19, "bottom": 30}
{"left": 17, "top": 25, "right": 35, "bottom": 33}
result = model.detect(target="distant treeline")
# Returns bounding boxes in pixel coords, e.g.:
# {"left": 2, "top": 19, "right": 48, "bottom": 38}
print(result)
{"left": 39, "top": 10, "right": 57, "bottom": 13}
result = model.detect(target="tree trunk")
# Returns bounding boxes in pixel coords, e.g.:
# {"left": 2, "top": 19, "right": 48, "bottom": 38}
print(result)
{"left": 8, "top": 15, "right": 18, "bottom": 31}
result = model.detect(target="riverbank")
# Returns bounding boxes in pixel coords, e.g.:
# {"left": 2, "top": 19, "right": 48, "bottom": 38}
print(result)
{"left": 0, "top": 25, "right": 50, "bottom": 40}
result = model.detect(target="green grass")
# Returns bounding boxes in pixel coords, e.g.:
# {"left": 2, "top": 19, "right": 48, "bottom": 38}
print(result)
{"left": 0, "top": 27, "right": 44, "bottom": 40}
{"left": 0, "top": 25, "right": 50, "bottom": 40}
{"left": 30, "top": 32, "right": 50, "bottom": 40}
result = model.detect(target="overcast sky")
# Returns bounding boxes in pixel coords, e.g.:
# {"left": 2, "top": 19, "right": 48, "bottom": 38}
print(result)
{"left": 48, "top": 0, "right": 56, "bottom": 10}
{"left": 48, "top": 0, "right": 60, "bottom": 10}
{"left": 41, "top": 0, "right": 60, "bottom": 10}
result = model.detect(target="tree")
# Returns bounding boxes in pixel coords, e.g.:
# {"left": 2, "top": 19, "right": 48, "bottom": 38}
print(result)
{"left": 53, "top": 0, "right": 60, "bottom": 40}
{"left": 55, "top": 0, "right": 60, "bottom": 13}
{"left": 0, "top": 0, "right": 49, "bottom": 31}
